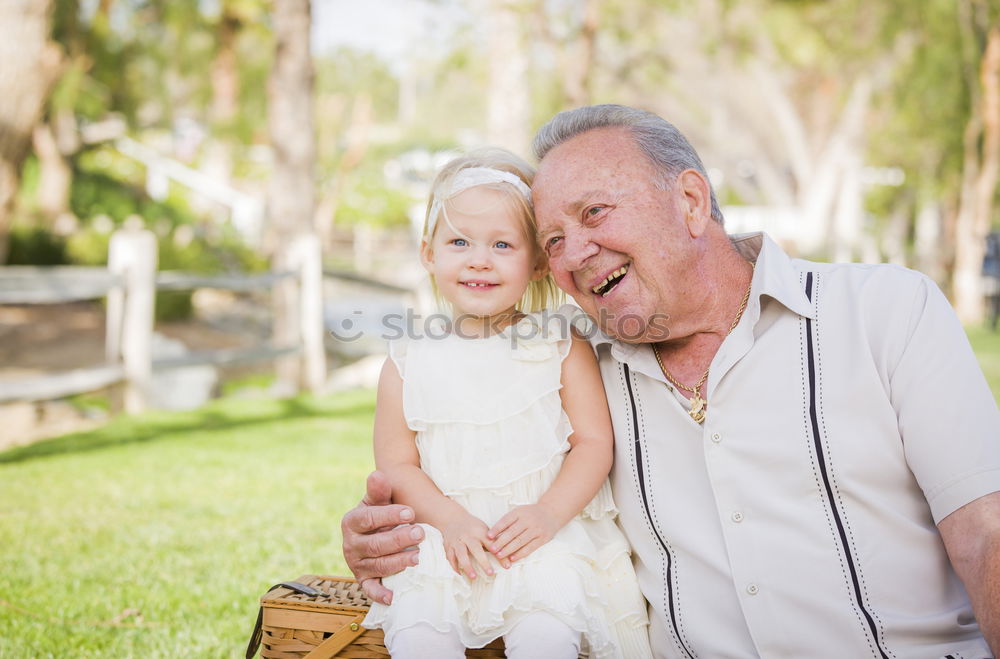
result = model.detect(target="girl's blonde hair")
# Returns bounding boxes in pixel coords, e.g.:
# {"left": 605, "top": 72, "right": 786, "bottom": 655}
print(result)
{"left": 422, "top": 148, "right": 562, "bottom": 313}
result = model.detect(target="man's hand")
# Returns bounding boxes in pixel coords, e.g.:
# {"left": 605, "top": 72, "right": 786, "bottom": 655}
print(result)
{"left": 487, "top": 503, "right": 561, "bottom": 564}
{"left": 341, "top": 471, "right": 425, "bottom": 605}
{"left": 441, "top": 512, "right": 496, "bottom": 580}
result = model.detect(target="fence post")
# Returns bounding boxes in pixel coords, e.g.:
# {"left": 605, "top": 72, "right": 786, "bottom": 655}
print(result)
{"left": 107, "top": 225, "right": 157, "bottom": 413}
{"left": 292, "top": 233, "right": 326, "bottom": 392}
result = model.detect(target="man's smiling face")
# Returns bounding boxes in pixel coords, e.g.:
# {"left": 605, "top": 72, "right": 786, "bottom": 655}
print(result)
{"left": 532, "top": 127, "right": 700, "bottom": 343}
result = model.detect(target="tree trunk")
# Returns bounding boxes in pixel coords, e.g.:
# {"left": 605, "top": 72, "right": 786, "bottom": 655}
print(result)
{"left": 953, "top": 24, "right": 1000, "bottom": 323}
{"left": 0, "top": 0, "right": 63, "bottom": 262}
{"left": 32, "top": 111, "right": 76, "bottom": 227}
{"left": 487, "top": 0, "right": 531, "bottom": 156}
{"left": 533, "top": 0, "right": 599, "bottom": 111}
{"left": 268, "top": 0, "right": 324, "bottom": 392}
{"left": 204, "top": 3, "right": 242, "bottom": 186}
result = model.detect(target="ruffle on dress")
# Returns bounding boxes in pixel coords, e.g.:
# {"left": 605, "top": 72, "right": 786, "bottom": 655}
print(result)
{"left": 365, "top": 305, "right": 652, "bottom": 658}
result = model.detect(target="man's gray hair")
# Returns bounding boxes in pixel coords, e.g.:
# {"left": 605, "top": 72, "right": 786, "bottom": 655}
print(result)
{"left": 532, "top": 104, "right": 724, "bottom": 224}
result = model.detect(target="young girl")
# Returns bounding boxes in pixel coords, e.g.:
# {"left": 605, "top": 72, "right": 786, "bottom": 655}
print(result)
{"left": 362, "top": 149, "right": 652, "bottom": 659}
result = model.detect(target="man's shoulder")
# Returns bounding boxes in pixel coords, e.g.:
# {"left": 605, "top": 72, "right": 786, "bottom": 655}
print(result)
{"left": 790, "top": 258, "right": 933, "bottom": 303}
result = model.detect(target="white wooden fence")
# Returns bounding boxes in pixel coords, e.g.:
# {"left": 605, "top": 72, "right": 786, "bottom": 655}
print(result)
{"left": 0, "top": 227, "right": 325, "bottom": 413}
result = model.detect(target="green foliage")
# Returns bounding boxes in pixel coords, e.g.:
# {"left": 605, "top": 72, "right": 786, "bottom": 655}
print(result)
{"left": 6, "top": 227, "right": 68, "bottom": 266}
{"left": 70, "top": 171, "right": 186, "bottom": 227}
{"left": 0, "top": 390, "right": 376, "bottom": 658}
{"left": 315, "top": 49, "right": 399, "bottom": 124}
{"left": 863, "top": 0, "right": 974, "bottom": 238}
{"left": 64, "top": 228, "right": 110, "bottom": 266}
{"left": 334, "top": 173, "right": 414, "bottom": 228}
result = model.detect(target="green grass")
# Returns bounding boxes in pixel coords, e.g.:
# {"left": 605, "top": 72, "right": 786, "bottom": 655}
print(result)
{"left": 0, "top": 329, "right": 997, "bottom": 658}
{"left": 0, "top": 391, "right": 376, "bottom": 658}
{"left": 967, "top": 325, "right": 1000, "bottom": 405}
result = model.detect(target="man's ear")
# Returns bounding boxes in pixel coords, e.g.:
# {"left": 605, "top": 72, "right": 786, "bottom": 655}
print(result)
{"left": 677, "top": 169, "right": 712, "bottom": 238}
{"left": 419, "top": 239, "right": 434, "bottom": 273}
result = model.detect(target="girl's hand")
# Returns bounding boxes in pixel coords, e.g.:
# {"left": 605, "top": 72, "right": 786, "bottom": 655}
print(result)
{"left": 487, "top": 504, "right": 561, "bottom": 563}
{"left": 441, "top": 513, "right": 495, "bottom": 580}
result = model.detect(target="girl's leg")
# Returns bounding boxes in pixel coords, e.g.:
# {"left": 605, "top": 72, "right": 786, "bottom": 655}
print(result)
{"left": 503, "top": 611, "right": 581, "bottom": 659}
{"left": 386, "top": 623, "right": 465, "bottom": 659}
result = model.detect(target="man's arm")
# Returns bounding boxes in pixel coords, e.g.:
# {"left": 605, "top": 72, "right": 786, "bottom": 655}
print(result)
{"left": 937, "top": 490, "right": 1000, "bottom": 655}
{"left": 341, "top": 470, "right": 423, "bottom": 605}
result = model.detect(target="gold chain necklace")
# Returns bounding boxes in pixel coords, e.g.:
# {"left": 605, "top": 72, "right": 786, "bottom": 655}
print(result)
{"left": 652, "top": 262, "right": 755, "bottom": 424}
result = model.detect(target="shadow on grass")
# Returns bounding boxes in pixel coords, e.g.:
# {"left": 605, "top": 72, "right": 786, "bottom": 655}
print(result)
{"left": 0, "top": 395, "right": 375, "bottom": 465}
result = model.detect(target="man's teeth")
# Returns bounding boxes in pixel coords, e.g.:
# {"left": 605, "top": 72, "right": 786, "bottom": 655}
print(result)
{"left": 592, "top": 266, "right": 629, "bottom": 295}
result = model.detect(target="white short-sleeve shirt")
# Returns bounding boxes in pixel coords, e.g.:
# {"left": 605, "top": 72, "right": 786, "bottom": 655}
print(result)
{"left": 588, "top": 233, "right": 1000, "bottom": 658}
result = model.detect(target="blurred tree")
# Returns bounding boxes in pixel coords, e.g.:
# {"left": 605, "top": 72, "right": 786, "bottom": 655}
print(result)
{"left": 0, "top": 0, "right": 64, "bottom": 262}
{"left": 952, "top": 0, "right": 1000, "bottom": 323}
{"left": 267, "top": 0, "right": 315, "bottom": 243}
{"left": 865, "top": 0, "right": 969, "bottom": 280}
{"left": 487, "top": 0, "right": 532, "bottom": 155}
{"left": 532, "top": 0, "right": 600, "bottom": 111}
{"left": 30, "top": 0, "right": 114, "bottom": 232}
{"left": 645, "top": 0, "right": 914, "bottom": 260}
{"left": 203, "top": 0, "right": 271, "bottom": 184}
{"left": 268, "top": 0, "right": 324, "bottom": 390}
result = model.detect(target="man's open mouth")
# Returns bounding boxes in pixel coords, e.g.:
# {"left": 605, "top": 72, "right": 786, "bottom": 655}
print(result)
{"left": 592, "top": 265, "right": 629, "bottom": 297}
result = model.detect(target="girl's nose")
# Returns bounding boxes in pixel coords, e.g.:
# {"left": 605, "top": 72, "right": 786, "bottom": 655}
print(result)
{"left": 466, "top": 246, "right": 492, "bottom": 270}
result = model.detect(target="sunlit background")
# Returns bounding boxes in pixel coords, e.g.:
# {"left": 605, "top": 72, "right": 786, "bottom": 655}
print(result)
{"left": 1, "top": 0, "right": 999, "bottom": 448}
{"left": 0, "top": 2, "right": 998, "bottom": 656}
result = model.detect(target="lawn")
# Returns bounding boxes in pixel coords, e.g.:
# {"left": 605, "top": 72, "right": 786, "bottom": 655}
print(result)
{"left": 0, "top": 329, "right": 997, "bottom": 658}
{"left": 0, "top": 391, "right": 377, "bottom": 658}
{"left": 968, "top": 325, "right": 1000, "bottom": 404}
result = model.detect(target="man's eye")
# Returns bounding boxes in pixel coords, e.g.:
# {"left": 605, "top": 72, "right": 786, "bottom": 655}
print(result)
{"left": 585, "top": 206, "right": 605, "bottom": 218}
{"left": 545, "top": 236, "right": 563, "bottom": 253}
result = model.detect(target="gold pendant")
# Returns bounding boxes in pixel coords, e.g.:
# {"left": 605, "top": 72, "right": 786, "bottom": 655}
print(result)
{"left": 689, "top": 392, "right": 706, "bottom": 424}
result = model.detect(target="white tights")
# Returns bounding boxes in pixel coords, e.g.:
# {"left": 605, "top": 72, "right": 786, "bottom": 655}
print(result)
{"left": 386, "top": 611, "right": 581, "bottom": 659}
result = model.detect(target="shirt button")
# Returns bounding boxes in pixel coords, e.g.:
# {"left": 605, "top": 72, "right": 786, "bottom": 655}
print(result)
{"left": 731, "top": 511, "right": 744, "bottom": 523}
{"left": 747, "top": 584, "right": 759, "bottom": 595}
{"left": 711, "top": 433, "right": 722, "bottom": 443}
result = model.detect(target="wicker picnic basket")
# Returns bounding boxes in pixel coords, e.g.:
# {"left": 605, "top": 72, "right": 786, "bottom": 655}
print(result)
{"left": 245, "top": 575, "right": 505, "bottom": 658}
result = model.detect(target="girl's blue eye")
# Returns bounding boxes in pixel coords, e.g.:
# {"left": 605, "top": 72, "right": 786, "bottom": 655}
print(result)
{"left": 452, "top": 238, "right": 468, "bottom": 247}
{"left": 495, "top": 241, "right": 511, "bottom": 249}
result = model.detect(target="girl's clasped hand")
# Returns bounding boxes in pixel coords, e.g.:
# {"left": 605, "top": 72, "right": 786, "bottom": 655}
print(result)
{"left": 441, "top": 502, "right": 562, "bottom": 579}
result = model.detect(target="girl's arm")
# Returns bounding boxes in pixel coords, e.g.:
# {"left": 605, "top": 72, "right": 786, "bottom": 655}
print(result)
{"left": 487, "top": 330, "right": 613, "bottom": 562}
{"left": 373, "top": 357, "right": 495, "bottom": 579}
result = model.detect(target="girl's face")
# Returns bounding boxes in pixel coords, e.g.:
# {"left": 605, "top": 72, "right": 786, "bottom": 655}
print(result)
{"left": 421, "top": 185, "right": 544, "bottom": 329}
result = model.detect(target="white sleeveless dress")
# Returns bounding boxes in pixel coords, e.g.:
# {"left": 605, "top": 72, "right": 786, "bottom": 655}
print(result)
{"left": 363, "top": 307, "right": 652, "bottom": 658}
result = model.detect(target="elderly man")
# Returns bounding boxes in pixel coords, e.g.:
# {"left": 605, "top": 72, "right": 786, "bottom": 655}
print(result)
{"left": 343, "top": 105, "right": 1000, "bottom": 658}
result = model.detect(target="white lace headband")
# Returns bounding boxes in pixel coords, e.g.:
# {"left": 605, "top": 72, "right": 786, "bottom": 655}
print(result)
{"left": 427, "top": 167, "right": 533, "bottom": 236}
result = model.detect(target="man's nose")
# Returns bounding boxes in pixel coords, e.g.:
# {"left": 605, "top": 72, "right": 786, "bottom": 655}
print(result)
{"left": 560, "top": 229, "right": 599, "bottom": 271}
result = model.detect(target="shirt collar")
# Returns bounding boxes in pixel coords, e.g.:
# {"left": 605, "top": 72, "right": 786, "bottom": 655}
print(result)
{"left": 587, "top": 231, "right": 815, "bottom": 358}
{"left": 731, "top": 232, "right": 815, "bottom": 320}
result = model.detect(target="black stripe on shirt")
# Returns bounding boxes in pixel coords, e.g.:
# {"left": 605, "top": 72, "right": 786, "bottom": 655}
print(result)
{"left": 804, "top": 272, "right": 891, "bottom": 659}
{"left": 623, "top": 362, "right": 696, "bottom": 659}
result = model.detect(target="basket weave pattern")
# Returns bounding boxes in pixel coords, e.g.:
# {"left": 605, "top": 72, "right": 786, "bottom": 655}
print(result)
{"left": 257, "top": 575, "right": 505, "bottom": 658}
